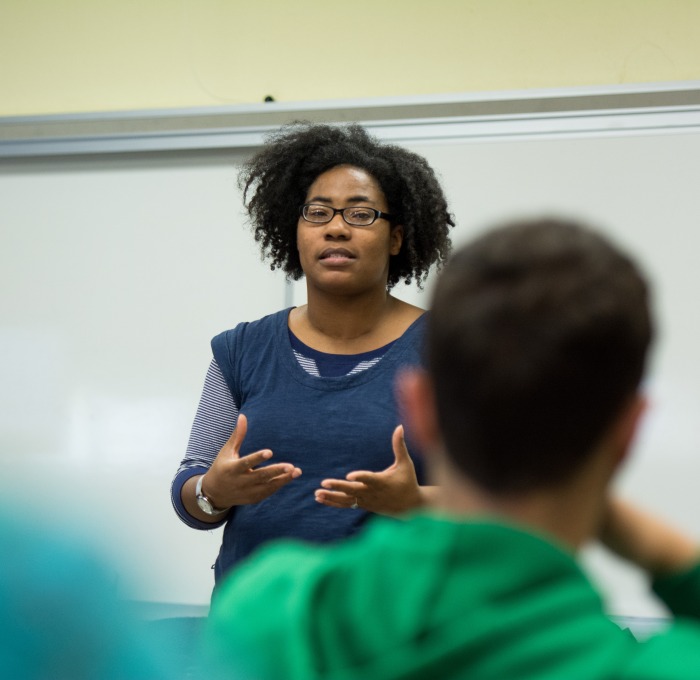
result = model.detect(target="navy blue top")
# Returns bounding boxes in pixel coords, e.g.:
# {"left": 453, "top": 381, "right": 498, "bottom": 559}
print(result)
{"left": 209, "top": 308, "right": 427, "bottom": 580}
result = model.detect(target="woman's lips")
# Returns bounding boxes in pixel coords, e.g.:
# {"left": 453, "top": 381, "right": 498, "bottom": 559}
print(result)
{"left": 319, "top": 248, "right": 356, "bottom": 263}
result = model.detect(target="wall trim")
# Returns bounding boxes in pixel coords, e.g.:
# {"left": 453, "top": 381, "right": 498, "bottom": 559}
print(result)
{"left": 2, "top": 82, "right": 700, "bottom": 157}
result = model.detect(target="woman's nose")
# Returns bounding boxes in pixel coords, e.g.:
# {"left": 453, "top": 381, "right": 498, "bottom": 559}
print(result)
{"left": 324, "top": 214, "right": 351, "bottom": 236}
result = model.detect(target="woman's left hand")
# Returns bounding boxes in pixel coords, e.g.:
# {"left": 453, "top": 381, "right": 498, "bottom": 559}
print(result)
{"left": 314, "top": 425, "right": 424, "bottom": 516}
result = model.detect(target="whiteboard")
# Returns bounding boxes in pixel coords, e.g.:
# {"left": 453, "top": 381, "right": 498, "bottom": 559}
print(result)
{"left": 2, "top": 123, "right": 700, "bottom": 617}
{"left": 0, "top": 150, "right": 285, "bottom": 610}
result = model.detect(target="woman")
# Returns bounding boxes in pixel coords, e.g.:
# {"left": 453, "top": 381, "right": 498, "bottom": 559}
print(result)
{"left": 171, "top": 122, "right": 454, "bottom": 583}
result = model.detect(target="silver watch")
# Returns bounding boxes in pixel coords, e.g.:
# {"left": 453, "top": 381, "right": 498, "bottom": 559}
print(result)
{"left": 195, "top": 475, "right": 229, "bottom": 516}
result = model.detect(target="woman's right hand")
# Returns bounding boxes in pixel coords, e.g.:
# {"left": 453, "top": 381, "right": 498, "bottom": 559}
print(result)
{"left": 202, "top": 414, "right": 302, "bottom": 509}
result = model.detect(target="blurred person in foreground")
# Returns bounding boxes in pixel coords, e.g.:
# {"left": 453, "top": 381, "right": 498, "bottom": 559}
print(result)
{"left": 0, "top": 507, "right": 174, "bottom": 679}
{"left": 202, "top": 217, "right": 700, "bottom": 679}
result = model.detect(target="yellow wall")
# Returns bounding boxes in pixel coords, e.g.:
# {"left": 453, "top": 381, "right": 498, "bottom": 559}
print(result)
{"left": 2, "top": 0, "right": 700, "bottom": 117}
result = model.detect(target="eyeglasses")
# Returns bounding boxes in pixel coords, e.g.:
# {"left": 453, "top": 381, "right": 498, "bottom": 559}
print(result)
{"left": 299, "top": 203, "right": 394, "bottom": 227}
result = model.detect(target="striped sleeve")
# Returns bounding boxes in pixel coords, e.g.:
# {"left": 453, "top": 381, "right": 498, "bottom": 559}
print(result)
{"left": 170, "top": 359, "right": 239, "bottom": 529}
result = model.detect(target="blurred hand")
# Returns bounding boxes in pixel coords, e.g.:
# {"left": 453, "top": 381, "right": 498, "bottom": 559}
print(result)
{"left": 600, "top": 497, "right": 699, "bottom": 576}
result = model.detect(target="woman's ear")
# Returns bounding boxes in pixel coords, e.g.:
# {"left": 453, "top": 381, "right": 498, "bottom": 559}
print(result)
{"left": 395, "top": 368, "right": 441, "bottom": 453}
{"left": 390, "top": 225, "right": 404, "bottom": 256}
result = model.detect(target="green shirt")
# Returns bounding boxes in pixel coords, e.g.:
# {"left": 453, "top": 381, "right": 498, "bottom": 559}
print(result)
{"left": 203, "top": 514, "right": 700, "bottom": 679}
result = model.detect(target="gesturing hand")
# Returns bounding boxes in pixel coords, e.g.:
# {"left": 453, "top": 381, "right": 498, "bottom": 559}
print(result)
{"left": 314, "top": 425, "right": 423, "bottom": 516}
{"left": 204, "top": 414, "right": 302, "bottom": 508}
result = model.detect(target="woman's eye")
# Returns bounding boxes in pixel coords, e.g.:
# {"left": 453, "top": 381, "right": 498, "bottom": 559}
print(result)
{"left": 309, "top": 208, "right": 330, "bottom": 217}
{"left": 349, "top": 209, "right": 373, "bottom": 220}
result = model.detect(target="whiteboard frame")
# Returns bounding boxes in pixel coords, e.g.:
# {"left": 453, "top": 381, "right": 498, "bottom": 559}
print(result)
{"left": 3, "top": 81, "right": 700, "bottom": 157}
{"left": 4, "top": 81, "right": 700, "bottom": 617}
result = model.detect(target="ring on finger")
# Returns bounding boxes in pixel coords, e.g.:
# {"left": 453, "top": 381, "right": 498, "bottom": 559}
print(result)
{"left": 351, "top": 498, "right": 359, "bottom": 510}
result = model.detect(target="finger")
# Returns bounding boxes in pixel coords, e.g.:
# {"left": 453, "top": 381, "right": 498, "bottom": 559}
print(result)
{"left": 242, "top": 471, "right": 300, "bottom": 504}
{"left": 227, "top": 413, "right": 248, "bottom": 459}
{"left": 320, "top": 479, "right": 365, "bottom": 495}
{"left": 314, "top": 490, "right": 356, "bottom": 508}
{"left": 315, "top": 488, "right": 354, "bottom": 502}
{"left": 391, "top": 424, "right": 410, "bottom": 466}
{"left": 262, "top": 469, "right": 302, "bottom": 493}
{"left": 252, "top": 464, "right": 302, "bottom": 483}
{"left": 346, "top": 470, "right": 379, "bottom": 483}
{"left": 315, "top": 495, "right": 346, "bottom": 509}
{"left": 235, "top": 448, "right": 273, "bottom": 471}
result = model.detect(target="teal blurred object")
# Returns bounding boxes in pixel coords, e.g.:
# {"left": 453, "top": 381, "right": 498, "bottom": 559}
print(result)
{"left": 145, "top": 617, "right": 208, "bottom": 680}
{"left": 0, "top": 510, "right": 175, "bottom": 679}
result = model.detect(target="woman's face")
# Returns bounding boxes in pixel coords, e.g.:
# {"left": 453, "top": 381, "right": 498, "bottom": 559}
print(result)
{"left": 297, "top": 165, "right": 403, "bottom": 296}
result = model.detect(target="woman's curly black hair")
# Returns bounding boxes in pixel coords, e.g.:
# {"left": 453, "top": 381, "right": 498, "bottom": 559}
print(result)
{"left": 238, "top": 121, "right": 455, "bottom": 289}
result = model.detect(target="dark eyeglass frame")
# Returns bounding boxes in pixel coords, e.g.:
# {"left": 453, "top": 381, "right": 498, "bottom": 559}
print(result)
{"left": 299, "top": 203, "right": 395, "bottom": 227}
